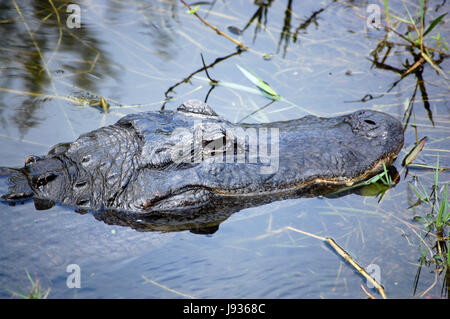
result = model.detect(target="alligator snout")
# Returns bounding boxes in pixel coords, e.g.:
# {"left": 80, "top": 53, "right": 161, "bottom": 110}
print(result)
{"left": 344, "top": 110, "right": 403, "bottom": 141}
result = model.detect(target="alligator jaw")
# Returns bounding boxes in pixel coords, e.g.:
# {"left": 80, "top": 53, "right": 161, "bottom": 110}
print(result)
{"left": 1, "top": 168, "right": 33, "bottom": 202}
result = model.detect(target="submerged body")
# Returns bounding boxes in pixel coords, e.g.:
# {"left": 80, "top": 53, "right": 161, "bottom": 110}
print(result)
{"left": 1, "top": 100, "right": 403, "bottom": 230}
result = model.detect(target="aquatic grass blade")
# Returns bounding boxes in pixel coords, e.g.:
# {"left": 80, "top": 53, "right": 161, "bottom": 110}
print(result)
{"left": 187, "top": 6, "right": 200, "bottom": 14}
{"left": 193, "top": 75, "right": 263, "bottom": 95}
{"left": 383, "top": 0, "right": 390, "bottom": 27}
{"left": 422, "top": 13, "right": 447, "bottom": 38}
{"left": 402, "top": 0, "right": 419, "bottom": 35}
{"left": 402, "top": 136, "right": 427, "bottom": 166}
{"left": 388, "top": 12, "right": 413, "bottom": 25}
{"left": 447, "top": 240, "right": 450, "bottom": 267}
{"left": 329, "top": 169, "right": 391, "bottom": 195}
{"left": 409, "top": 183, "right": 427, "bottom": 203}
{"left": 437, "top": 184, "right": 449, "bottom": 228}
{"left": 236, "top": 64, "right": 280, "bottom": 100}
{"left": 434, "top": 154, "right": 439, "bottom": 191}
{"left": 421, "top": 50, "right": 445, "bottom": 76}
{"left": 419, "top": 0, "right": 424, "bottom": 32}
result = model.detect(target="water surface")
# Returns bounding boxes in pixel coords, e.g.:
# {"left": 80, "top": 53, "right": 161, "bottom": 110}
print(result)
{"left": 0, "top": 0, "right": 449, "bottom": 298}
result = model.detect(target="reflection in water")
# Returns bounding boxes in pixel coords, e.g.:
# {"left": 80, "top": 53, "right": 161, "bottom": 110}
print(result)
{"left": 24, "top": 178, "right": 390, "bottom": 235}
{"left": 349, "top": 2, "right": 449, "bottom": 130}
{"left": 0, "top": 0, "right": 116, "bottom": 135}
{"left": 141, "top": 0, "right": 179, "bottom": 61}
{"left": 241, "top": 0, "right": 275, "bottom": 42}
{"left": 162, "top": 50, "right": 242, "bottom": 108}
{"left": 368, "top": 46, "right": 446, "bottom": 128}
{"left": 236, "top": 0, "right": 330, "bottom": 57}
{"left": 0, "top": 0, "right": 448, "bottom": 299}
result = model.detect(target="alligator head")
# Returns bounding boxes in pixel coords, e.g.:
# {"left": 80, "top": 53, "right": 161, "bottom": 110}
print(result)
{"left": 1, "top": 100, "right": 404, "bottom": 232}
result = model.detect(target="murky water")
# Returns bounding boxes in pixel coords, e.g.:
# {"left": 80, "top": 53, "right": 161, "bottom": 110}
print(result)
{"left": 0, "top": 0, "right": 448, "bottom": 298}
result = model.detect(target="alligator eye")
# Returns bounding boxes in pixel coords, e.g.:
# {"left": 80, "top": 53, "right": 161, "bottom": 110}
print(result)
{"left": 76, "top": 198, "right": 89, "bottom": 206}
{"left": 364, "top": 120, "right": 376, "bottom": 125}
{"left": 25, "top": 155, "right": 41, "bottom": 166}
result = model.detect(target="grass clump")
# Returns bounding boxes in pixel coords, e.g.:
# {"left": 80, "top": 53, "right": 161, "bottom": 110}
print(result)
{"left": 7, "top": 270, "right": 51, "bottom": 299}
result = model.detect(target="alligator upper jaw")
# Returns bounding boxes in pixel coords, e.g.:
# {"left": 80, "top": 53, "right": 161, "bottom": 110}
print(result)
{"left": 0, "top": 168, "right": 33, "bottom": 202}
{"left": 209, "top": 150, "right": 401, "bottom": 199}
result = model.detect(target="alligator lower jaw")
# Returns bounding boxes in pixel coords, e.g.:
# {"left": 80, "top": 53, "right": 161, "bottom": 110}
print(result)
{"left": 212, "top": 152, "right": 400, "bottom": 197}
{"left": 336, "top": 151, "right": 400, "bottom": 187}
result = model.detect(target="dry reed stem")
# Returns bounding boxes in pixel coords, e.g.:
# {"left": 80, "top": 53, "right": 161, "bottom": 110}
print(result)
{"left": 180, "top": 0, "right": 248, "bottom": 51}
{"left": 285, "top": 226, "right": 387, "bottom": 299}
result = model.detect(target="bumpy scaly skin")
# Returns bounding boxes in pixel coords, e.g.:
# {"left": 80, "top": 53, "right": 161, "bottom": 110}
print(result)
{"left": 2, "top": 100, "right": 404, "bottom": 217}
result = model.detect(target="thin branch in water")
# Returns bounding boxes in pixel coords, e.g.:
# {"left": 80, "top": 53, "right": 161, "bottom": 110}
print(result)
{"left": 284, "top": 226, "right": 387, "bottom": 299}
{"left": 200, "top": 53, "right": 217, "bottom": 84}
{"left": 180, "top": 0, "right": 248, "bottom": 50}
{"left": 237, "top": 100, "right": 275, "bottom": 123}
{"left": 204, "top": 84, "right": 215, "bottom": 104}
{"left": 162, "top": 50, "right": 241, "bottom": 109}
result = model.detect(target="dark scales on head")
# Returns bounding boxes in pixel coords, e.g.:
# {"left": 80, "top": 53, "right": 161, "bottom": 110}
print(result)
{"left": 1, "top": 100, "right": 404, "bottom": 233}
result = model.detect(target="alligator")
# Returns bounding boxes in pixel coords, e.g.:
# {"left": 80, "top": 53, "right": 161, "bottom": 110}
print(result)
{"left": 1, "top": 100, "right": 404, "bottom": 233}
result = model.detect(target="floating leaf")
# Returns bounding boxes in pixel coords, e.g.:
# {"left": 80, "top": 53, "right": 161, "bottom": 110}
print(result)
{"left": 100, "top": 96, "right": 110, "bottom": 113}
{"left": 186, "top": 6, "right": 200, "bottom": 14}
{"left": 236, "top": 64, "right": 280, "bottom": 100}
{"left": 227, "top": 26, "right": 242, "bottom": 35}
{"left": 402, "top": 136, "right": 427, "bottom": 166}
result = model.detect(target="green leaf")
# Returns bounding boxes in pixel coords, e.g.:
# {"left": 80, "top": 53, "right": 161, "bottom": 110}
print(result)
{"left": 388, "top": 12, "right": 413, "bottom": 25}
{"left": 409, "top": 183, "right": 427, "bottom": 202}
{"left": 100, "top": 96, "right": 109, "bottom": 113}
{"left": 187, "top": 6, "right": 199, "bottom": 14}
{"left": 402, "top": 1, "right": 420, "bottom": 37}
{"left": 419, "top": 0, "right": 424, "bottom": 30}
{"left": 423, "top": 13, "right": 447, "bottom": 38}
{"left": 402, "top": 136, "right": 427, "bottom": 166}
{"left": 384, "top": 0, "right": 390, "bottom": 26}
{"left": 434, "top": 154, "right": 440, "bottom": 189}
{"left": 437, "top": 184, "right": 448, "bottom": 224}
{"left": 236, "top": 64, "right": 280, "bottom": 100}
{"left": 447, "top": 239, "right": 450, "bottom": 266}
{"left": 421, "top": 51, "right": 445, "bottom": 75}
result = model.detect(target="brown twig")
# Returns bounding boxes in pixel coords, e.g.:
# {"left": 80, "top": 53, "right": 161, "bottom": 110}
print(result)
{"left": 180, "top": 0, "right": 248, "bottom": 50}
{"left": 325, "top": 237, "right": 387, "bottom": 299}
{"left": 285, "top": 227, "right": 387, "bottom": 299}
{"left": 360, "top": 283, "right": 376, "bottom": 299}
{"left": 402, "top": 56, "right": 426, "bottom": 77}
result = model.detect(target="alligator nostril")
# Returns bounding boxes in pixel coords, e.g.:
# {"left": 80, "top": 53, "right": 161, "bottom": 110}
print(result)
{"left": 75, "top": 180, "right": 87, "bottom": 188}
{"left": 364, "top": 120, "right": 376, "bottom": 125}
{"left": 31, "top": 173, "right": 57, "bottom": 188}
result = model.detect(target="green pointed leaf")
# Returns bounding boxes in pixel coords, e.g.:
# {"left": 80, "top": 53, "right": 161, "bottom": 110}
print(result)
{"left": 423, "top": 13, "right": 447, "bottom": 38}
{"left": 437, "top": 184, "right": 448, "bottom": 226}
{"left": 236, "top": 64, "right": 280, "bottom": 100}
{"left": 187, "top": 6, "right": 200, "bottom": 14}
{"left": 402, "top": 136, "right": 427, "bottom": 166}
